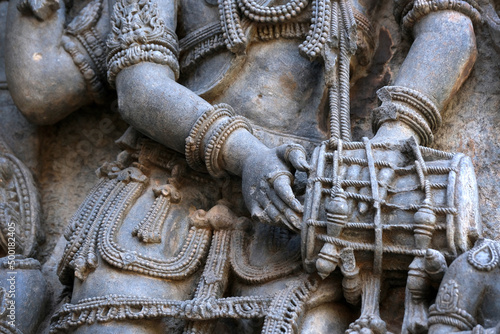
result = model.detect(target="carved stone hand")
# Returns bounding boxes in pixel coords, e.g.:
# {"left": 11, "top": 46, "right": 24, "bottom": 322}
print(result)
{"left": 241, "top": 144, "right": 310, "bottom": 232}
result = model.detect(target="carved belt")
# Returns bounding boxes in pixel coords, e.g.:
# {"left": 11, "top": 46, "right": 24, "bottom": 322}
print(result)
{"left": 58, "top": 140, "right": 219, "bottom": 284}
{"left": 50, "top": 276, "right": 317, "bottom": 333}
{"left": 49, "top": 295, "right": 272, "bottom": 333}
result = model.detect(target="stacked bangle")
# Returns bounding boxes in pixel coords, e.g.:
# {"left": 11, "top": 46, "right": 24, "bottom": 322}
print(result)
{"left": 185, "top": 104, "right": 253, "bottom": 178}
{"left": 204, "top": 116, "right": 253, "bottom": 178}
{"left": 372, "top": 86, "right": 440, "bottom": 146}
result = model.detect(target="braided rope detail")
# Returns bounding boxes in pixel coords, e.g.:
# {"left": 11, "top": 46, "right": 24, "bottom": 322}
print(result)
{"left": 428, "top": 308, "right": 477, "bottom": 331}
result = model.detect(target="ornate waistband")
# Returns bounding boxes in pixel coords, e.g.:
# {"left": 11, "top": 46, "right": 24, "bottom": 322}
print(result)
{"left": 49, "top": 294, "right": 272, "bottom": 333}
{"left": 50, "top": 274, "right": 316, "bottom": 333}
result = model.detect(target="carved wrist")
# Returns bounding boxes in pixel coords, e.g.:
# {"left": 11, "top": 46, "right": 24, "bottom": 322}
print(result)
{"left": 372, "top": 86, "right": 441, "bottom": 146}
{"left": 185, "top": 104, "right": 254, "bottom": 178}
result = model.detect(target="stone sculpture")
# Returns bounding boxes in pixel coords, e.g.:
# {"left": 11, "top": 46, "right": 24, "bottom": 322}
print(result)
{"left": 427, "top": 238, "right": 500, "bottom": 334}
{"left": 4, "top": 0, "right": 485, "bottom": 332}
{"left": 0, "top": 136, "right": 48, "bottom": 334}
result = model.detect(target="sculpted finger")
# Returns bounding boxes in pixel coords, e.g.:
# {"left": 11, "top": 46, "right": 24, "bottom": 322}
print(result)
{"left": 287, "top": 146, "right": 310, "bottom": 172}
{"left": 277, "top": 144, "right": 310, "bottom": 172}
{"left": 254, "top": 184, "right": 288, "bottom": 226}
{"left": 264, "top": 203, "right": 288, "bottom": 227}
{"left": 272, "top": 174, "right": 303, "bottom": 213}
{"left": 267, "top": 189, "right": 301, "bottom": 232}
{"left": 251, "top": 204, "right": 273, "bottom": 225}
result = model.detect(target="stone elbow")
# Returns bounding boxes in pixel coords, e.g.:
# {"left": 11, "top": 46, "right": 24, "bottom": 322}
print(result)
{"left": 10, "top": 88, "right": 80, "bottom": 125}
{"left": 16, "top": 103, "right": 70, "bottom": 126}
{"left": 6, "top": 49, "right": 89, "bottom": 125}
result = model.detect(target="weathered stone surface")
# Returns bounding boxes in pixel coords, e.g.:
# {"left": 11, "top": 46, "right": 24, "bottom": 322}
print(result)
{"left": 0, "top": 0, "right": 499, "bottom": 333}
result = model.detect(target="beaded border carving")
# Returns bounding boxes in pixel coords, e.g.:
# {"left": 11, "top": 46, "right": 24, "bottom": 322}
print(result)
{"left": 401, "top": 0, "right": 481, "bottom": 34}
{"left": 372, "top": 86, "right": 441, "bottom": 146}
{"left": 107, "top": 0, "right": 180, "bottom": 87}
{"left": 185, "top": 104, "right": 236, "bottom": 172}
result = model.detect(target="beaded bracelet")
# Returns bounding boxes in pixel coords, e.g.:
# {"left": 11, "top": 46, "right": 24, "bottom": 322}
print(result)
{"left": 204, "top": 116, "right": 253, "bottom": 178}
{"left": 185, "top": 104, "right": 235, "bottom": 172}
{"left": 62, "top": 0, "right": 108, "bottom": 103}
{"left": 107, "top": 44, "right": 180, "bottom": 88}
{"left": 372, "top": 86, "right": 440, "bottom": 146}
{"left": 63, "top": 37, "right": 107, "bottom": 104}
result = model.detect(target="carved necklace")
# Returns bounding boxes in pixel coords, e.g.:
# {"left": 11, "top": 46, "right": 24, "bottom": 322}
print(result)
{"left": 237, "top": 0, "right": 310, "bottom": 23}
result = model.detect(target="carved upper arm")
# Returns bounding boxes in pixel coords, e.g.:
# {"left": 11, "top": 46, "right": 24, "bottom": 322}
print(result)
{"left": 107, "top": 0, "right": 180, "bottom": 87}
{"left": 5, "top": 0, "right": 112, "bottom": 124}
{"left": 394, "top": 0, "right": 481, "bottom": 36}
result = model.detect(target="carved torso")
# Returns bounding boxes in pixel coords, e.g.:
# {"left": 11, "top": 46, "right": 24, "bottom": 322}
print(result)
{"left": 177, "top": 0, "right": 377, "bottom": 149}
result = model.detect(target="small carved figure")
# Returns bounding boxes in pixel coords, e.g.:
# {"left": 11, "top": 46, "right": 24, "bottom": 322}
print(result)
{"left": 5, "top": 0, "right": 484, "bottom": 332}
{"left": 428, "top": 238, "right": 500, "bottom": 334}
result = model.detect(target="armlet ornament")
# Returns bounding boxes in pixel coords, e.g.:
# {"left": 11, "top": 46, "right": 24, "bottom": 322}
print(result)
{"left": 401, "top": 0, "right": 481, "bottom": 35}
{"left": 428, "top": 280, "right": 477, "bottom": 331}
{"left": 63, "top": 0, "right": 108, "bottom": 103}
{"left": 106, "top": 0, "right": 180, "bottom": 87}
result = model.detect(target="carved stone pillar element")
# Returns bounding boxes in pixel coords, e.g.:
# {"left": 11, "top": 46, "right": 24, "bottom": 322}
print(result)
{"left": 0, "top": 137, "right": 47, "bottom": 334}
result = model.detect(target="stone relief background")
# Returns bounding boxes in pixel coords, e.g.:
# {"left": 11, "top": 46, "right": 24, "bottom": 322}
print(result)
{"left": 0, "top": 0, "right": 498, "bottom": 332}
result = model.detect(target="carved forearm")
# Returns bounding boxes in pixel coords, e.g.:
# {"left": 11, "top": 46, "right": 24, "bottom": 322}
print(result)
{"left": 111, "top": 0, "right": 265, "bottom": 177}
{"left": 6, "top": 0, "right": 89, "bottom": 125}
{"left": 115, "top": 63, "right": 212, "bottom": 153}
{"left": 116, "top": 62, "right": 264, "bottom": 177}
{"left": 374, "top": 8, "right": 477, "bottom": 145}
{"left": 396, "top": 10, "right": 477, "bottom": 110}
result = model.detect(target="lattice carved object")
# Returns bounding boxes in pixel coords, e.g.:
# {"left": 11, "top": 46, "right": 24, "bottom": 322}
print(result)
{"left": 301, "top": 138, "right": 480, "bottom": 333}
{"left": 0, "top": 138, "right": 41, "bottom": 258}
